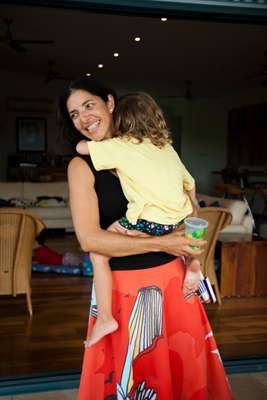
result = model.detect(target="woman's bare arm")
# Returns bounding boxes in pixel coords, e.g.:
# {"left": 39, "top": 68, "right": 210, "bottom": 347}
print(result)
{"left": 68, "top": 157, "right": 206, "bottom": 258}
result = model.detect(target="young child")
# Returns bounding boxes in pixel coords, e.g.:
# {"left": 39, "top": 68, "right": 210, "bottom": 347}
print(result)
{"left": 77, "top": 92, "right": 202, "bottom": 347}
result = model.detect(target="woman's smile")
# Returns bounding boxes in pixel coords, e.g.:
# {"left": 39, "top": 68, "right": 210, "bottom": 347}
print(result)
{"left": 86, "top": 120, "right": 100, "bottom": 133}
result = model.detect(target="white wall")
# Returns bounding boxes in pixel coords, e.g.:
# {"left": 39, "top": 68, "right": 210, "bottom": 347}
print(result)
{"left": 182, "top": 99, "right": 227, "bottom": 194}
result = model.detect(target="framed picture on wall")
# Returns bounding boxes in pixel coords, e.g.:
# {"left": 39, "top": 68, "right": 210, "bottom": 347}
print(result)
{"left": 16, "top": 117, "right": 47, "bottom": 152}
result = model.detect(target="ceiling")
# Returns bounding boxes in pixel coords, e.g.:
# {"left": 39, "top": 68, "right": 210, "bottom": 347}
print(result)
{"left": 1, "top": 3, "right": 267, "bottom": 97}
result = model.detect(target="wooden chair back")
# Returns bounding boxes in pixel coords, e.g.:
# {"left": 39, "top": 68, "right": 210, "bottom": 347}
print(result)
{"left": 198, "top": 207, "right": 232, "bottom": 304}
{"left": 0, "top": 208, "right": 45, "bottom": 315}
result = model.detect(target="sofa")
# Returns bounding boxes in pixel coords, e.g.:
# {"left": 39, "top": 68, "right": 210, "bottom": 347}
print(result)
{"left": 0, "top": 182, "right": 254, "bottom": 237}
{"left": 0, "top": 181, "right": 73, "bottom": 231}
{"left": 197, "top": 193, "right": 254, "bottom": 240}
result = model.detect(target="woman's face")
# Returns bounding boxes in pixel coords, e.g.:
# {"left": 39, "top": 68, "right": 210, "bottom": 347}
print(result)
{"left": 66, "top": 89, "right": 115, "bottom": 141}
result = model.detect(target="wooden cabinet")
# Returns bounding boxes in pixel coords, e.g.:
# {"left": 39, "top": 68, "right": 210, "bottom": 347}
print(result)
{"left": 220, "top": 240, "right": 267, "bottom": 297}
{"left": 228, "top": 102, "right": 267, "bottom": 168}
{"left": 7, "top": 166, "right": 67, "bottom": 182}
{"left": 6, "top": 154, "right": 71, "bottom": 182}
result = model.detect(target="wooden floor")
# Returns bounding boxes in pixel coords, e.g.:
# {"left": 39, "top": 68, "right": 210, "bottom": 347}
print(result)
{"left": 0, "top": 234, "right": 266, "bottom": 378}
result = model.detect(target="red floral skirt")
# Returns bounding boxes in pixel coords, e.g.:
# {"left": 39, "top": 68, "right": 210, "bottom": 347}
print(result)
{"left": 79, "top": 258, "right": 233, "bottom": 400}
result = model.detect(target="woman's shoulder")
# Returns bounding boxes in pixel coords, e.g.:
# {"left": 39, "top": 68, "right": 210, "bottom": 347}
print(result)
{"left": 67, "top": 156, "right": 95, "bottom": 182}
{"left": 68, "top": 155, "right": 95, "bottom": 169}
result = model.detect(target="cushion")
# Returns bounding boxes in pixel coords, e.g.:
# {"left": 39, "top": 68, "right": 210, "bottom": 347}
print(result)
{"left": 23, "top": 182, "right": 69, "bottom": 200}
{"left": 9, "top": 198, "right": 35, "bottom": 208}
{"left": 209, "top": 201, "right": 221, "bottom": 208}
{"left": 224, "top": 200, "right": 247, "bottom": 225}
{"left": 27, "top": 206, "right": 72, "bottom": 219}
{"left": 0, "top": 198, "right": 12, "bottom": 207}
{"left": 220, "top": 224, "right": 247, "bottom": 234}
{"left": 197, "top": 193, "right": 248, "bottom": 225}
{"left": 0, "top": 182, "right": 23, "bottom": 200}
{"left": 35, "top": 197, "right": 66, "bottom": 207}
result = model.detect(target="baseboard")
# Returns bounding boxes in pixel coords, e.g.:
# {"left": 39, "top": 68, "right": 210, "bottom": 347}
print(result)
{"left": 224, "top": 357, "right": 267, "bottom": 375}
{"left": 0, "top": 370, "right": 80, "bottom": 396}
{"left": 0, "top": 358, "right": 267, "bottom": 396}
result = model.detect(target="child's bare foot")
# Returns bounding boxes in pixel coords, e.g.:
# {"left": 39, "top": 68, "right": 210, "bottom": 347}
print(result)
{"left": 183, "top": 270, "right": 201, "bottom": 297}
{"left": 84, "top": 318, "right": 118, "bottom": 348}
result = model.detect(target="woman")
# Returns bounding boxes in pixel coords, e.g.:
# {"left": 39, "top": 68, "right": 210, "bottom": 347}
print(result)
{"left": 58, "top": 77, "right": 233, "bottom": 400}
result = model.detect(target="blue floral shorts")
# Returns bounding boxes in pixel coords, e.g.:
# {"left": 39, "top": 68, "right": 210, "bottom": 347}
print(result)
{"left": 119, "top": 216, "right": 183, "bottom": 236}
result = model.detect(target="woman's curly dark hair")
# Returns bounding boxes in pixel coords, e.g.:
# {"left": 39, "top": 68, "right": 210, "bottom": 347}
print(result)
{"left": 113, "top": 92, "right": 172, "bottom": 148}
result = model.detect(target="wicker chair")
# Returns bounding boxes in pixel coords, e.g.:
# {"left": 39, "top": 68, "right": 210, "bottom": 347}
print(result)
{"left": 198, "top": 207, "right": 232, "bottom": 305}
{"left": 0, "top": 208, "right": 45, "bottom": 316}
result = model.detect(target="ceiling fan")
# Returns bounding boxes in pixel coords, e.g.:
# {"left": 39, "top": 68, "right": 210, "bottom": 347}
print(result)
{"left": 0, "top": 18, "right": 54, "bottom": 53}
{"left": 44, "top": 61, "right": 72, "bottom": 84}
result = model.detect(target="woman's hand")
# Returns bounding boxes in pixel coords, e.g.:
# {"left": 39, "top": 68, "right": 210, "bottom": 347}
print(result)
{"left": 108, "top": 220, "right": 206, "bottom": 257}
{"left": 156, "top": 228, "right": 207, "bottom": 257}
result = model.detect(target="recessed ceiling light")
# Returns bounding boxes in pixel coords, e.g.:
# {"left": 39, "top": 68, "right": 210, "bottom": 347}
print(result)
{"left": 86, "top": 73, "right": 91, "bottom": 76}
{"left": 161, "top": 17, "right": 167, "bottom": 22}
{"left": 113, "top": 52, "right": 119, "bottom": 57}
{"left": 134, "top": 37, "right": 141, "bottom": 42}
{"left": 98, "top": 64, "right": 104, "bottom": 68}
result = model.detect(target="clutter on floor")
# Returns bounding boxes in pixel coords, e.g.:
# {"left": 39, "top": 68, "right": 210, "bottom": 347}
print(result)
{"left": 32, "top": 245, "right": 93, "bottom": 276}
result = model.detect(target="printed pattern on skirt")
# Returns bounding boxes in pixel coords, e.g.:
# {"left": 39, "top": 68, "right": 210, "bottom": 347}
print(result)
{"left": 79, "top": 258, "right": 233, "bottom": 400}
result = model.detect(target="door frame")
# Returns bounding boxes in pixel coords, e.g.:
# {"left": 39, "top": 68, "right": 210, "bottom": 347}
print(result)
{"left": 6, "top": 0, "right": 267, "bottom": 23}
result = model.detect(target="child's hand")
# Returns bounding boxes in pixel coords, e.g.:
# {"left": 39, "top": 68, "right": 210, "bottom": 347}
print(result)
{"left": 76, "top": 140, "right": 89, "bottom": 155}
{"left": 183, "top": 270, "right": 201, "bottom": 297}
{"left": 107, "top": 220, "right": 149, "bottom": 237}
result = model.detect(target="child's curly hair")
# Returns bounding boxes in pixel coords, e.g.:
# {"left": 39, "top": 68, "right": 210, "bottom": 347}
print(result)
{"left": 113, "top": 92, "right": 172, "bottom": 148}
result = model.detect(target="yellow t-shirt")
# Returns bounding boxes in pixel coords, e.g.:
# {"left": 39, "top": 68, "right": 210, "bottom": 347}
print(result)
{"left": 88, "top": 137, "right": 195, "bottom": 225}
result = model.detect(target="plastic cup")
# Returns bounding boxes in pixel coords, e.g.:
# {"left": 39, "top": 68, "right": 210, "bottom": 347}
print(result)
{"left": 184, "top": 217, "right": 208, "bottom": 250}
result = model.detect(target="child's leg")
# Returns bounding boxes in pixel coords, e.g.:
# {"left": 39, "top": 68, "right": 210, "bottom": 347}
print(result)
{"left": 84, "top": 220, "right": 134, "bottom": 348}
{"left": 84, "top": 252, "right": 118, "bottom": 348}
{"left": 183, "top": 258, "right": 201, "bottom": 297}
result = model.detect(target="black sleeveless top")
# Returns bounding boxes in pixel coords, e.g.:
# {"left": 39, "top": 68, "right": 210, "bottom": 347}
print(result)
{"left": 81, "top": 156, "right": 176, "bottom": 270}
